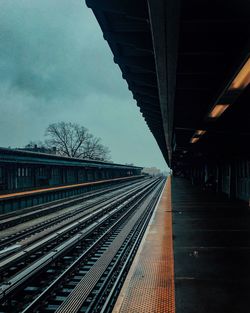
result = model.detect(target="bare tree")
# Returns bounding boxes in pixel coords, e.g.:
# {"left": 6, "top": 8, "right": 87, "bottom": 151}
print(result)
{"left": 82, "top": 136, "right": 111, "bottom": 161}
{"left": 45, "top": 122, "right": 89, "bottom": 157}
{"left": 45, "top": 122, "right": 111, "bottom": 161}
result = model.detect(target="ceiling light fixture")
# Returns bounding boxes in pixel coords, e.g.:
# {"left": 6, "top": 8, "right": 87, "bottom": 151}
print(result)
{"left": 208, "top": 104, "right": 230, "bottom": 119}
{"left": 190, "top": 137, "right": 199, "bottom": 144}
{"left": 229, "top": 57, "right": 250, "bottom": 90}
{"left": 195, "top": 130, "right": 206, "bottom": 136}
{"left": 190, "top": 129, "right": 206, "bottom": 144}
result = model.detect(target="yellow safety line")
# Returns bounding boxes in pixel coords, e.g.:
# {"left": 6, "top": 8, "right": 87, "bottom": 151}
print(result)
{"left": 113, "top": 176, "right": 175, "bottom": 313}
{"left": 0, "top": 176, "right": 140, "bottom": 200}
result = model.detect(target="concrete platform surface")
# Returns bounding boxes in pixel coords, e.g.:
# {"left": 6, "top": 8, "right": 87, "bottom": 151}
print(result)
{"left": 113, "top": 176, "right": 250, "bottom": 313}
{"left": 113, "top": 177, "right": 175, "bottom": 313}
{"left": 172, "top": 177, "right": 250, "bottom": 313}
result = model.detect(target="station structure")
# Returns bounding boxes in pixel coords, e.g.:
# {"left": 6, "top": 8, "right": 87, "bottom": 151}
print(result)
{"left": 0, "top": 1, "right": 249, "bottom": 312}
{"left": 87, "top": 0, "right": 250, "bottom": 202}
{"left": 86, "top": 0, "right": 250, "bottom": 312}
{"left": 0, "top": 147, "right": 142, "bottom": 213}
{"left": 0, "top": 147, "right": 141, "bottom": 193}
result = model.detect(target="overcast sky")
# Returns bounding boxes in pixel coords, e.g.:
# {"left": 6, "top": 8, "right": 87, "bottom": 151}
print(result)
{"left": 0, "top": 0, "right": 168, "bottom": 171}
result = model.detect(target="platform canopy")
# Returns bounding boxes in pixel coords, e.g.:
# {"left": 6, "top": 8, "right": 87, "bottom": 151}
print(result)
{"left": 86, "top": 0, "right": 250, "bottom": 168}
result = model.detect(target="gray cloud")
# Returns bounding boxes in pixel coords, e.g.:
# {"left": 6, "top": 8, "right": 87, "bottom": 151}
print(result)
{"left": 0, "top": 0, "right": 168, "bottom": 171}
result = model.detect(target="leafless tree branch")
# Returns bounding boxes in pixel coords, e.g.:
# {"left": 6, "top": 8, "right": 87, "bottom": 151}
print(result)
{"left": 44, "top": 122, "right": 111, "bottom": 161}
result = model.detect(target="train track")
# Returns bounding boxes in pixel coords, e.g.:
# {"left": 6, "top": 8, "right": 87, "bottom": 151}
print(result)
{"left": 0, "top": 179, "right": 152, "bottom": 279}
{"left": 0, "top": 178, "right": 147, "bottom": 251}
{"left": 0, "top": 177, "right": 145, "bottom": 230}
{"left": 0, "top": 177, "right": 165, "bottom": 313}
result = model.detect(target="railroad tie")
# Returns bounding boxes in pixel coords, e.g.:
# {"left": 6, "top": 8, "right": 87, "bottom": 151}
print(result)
{"left": 55, "top": 191, "right": 154, "bottom": 313}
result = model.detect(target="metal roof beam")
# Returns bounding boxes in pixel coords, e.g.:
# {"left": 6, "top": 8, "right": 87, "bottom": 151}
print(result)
{"left": 134, "top": 94, "right": 159, "bottom": 106}
{"left": 129, "top": 85, "right": 158, "bottom": 97}
{"left": 86, "top": 0, "right": 147, "bottom": 19}
{"left": 114, "top": 56, "right": 155, "bottom": 72}
{"left": 148, "top": 0, "right": 180, "bottom": 165}
{"left": 138, "top": 103, "right": 160, "bottom": 113}
{"left": 123, "top": 72, "right": 157, "bottom": 87}
{"left": 104, "top": 32, "right": 152, "bottom": 51}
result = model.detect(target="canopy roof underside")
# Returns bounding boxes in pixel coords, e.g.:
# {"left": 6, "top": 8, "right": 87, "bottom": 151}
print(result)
{"left": 87, "top": 0, "right": 250, "bottom": 167}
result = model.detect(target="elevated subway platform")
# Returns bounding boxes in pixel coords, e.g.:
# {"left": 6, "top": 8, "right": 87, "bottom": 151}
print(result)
{"left": 172, "top": 177, "right": 250, "bottom": 313}
{"left": 113, "top": 176, "right": 250, "bottom": 313}
{"left": 113, "top": 177, "right": 175, "bottom": 313}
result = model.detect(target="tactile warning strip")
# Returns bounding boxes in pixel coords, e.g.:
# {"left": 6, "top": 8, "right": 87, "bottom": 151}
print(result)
{"left": 113, "top": 177, "right": 175, "bottom": 313}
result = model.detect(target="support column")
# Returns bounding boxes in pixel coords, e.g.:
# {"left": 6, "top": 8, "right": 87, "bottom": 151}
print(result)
{"left": 229, "top": 160, "right": 236, "bottom": 200}
{"left": 216, "top": 163, "right": 222, "bottom": 193}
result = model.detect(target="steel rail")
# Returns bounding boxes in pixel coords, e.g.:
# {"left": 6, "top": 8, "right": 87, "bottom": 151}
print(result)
{"left": 54, "top": 180, "right": 164, "bottom": 313}
{"left": 21, "top": 180, "right": 162, "bottom": 313}
{"left": 0, "top": 178, "right": 146, "bottom": 250}
{"left": 0, "top": 179, "right": 160, "bottom": 304}
{"left": 0, "top": 177, "right": 145, "bottom": 229}
{"left": 94, "top": 182, "right": 165, "bottom": 313}
{"left": 0, "top": 179, "right": 151, "bottom": 277}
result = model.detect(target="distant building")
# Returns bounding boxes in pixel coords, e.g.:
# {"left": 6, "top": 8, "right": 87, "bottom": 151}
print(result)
{"left": 142, "top": 167, "right": 161, "bottom": 177}
{"left": 17, "top": 144, "right": 57, "bottom": 155}
{"left": 162, "top": 171, "right": 170, "bottom": 177}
